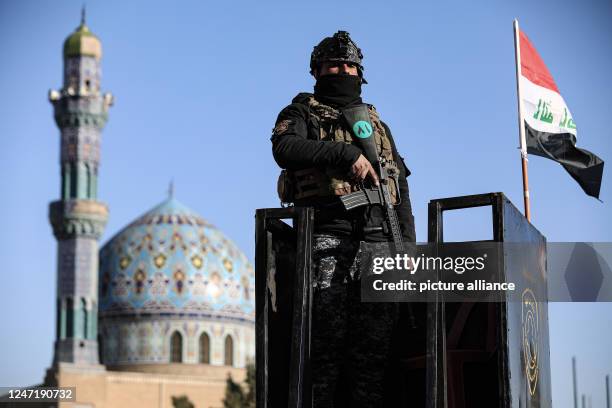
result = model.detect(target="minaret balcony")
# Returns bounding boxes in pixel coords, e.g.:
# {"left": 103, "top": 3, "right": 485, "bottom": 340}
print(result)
{"left": 49, "top": 199, "right": 109, "bottom": 240}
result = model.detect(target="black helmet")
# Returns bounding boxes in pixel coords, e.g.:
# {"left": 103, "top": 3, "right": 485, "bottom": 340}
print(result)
{"left": 310, "top": 31, "right": 366, "bottom": 82}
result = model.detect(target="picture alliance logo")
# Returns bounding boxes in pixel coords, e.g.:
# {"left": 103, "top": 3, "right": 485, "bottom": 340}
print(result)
{"left": 371, "top": 253, "right": 489, "bottom": 275}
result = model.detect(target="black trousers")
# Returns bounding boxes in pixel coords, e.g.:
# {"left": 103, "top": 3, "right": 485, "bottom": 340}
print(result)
{"left": 311, "top": 235, "right": 399, "bottom": 408}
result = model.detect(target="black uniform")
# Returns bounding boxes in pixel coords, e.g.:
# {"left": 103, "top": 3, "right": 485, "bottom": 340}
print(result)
{"left": 271, "top": 86, "right": 416, "bottom": 407}
{"left": 270, "top": 28, "right": 417, "bottom": 404}
{"left": 272, "top": 92, "right": 416, "bottom": 244}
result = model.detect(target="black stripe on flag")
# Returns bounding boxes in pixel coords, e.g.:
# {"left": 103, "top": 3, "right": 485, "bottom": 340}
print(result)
{"left": 525, "top": 122, "right": 604, "bottom": 199}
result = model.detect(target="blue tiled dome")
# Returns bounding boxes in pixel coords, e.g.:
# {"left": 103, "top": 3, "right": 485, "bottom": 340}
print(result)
{"left": 99, "top": 197, "right": 254, "bottom": 322}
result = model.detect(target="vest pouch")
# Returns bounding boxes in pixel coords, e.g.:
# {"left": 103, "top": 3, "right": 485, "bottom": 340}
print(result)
{"left": 293, "top": 168, "right": 328, "bottom": 200}
{"left": 278, "top": 96, "right": 400, "bottom": 203}
{"left": 277, "top": 170, "right": 295, "bottom": 204}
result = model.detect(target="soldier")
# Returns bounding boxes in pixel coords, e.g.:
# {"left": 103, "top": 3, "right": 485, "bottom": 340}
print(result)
{"left": 270, "top": 31, "right": 416, "bottom": 407}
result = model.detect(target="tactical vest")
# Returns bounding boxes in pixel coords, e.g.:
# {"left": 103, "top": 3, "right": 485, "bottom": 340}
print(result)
{"left": 277, "top": 95, "right": 400, "bottom": 205}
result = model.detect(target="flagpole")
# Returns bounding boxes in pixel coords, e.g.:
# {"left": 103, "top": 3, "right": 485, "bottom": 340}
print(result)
{"left": 513, "top": 19, "right": 531, "bottom": 221}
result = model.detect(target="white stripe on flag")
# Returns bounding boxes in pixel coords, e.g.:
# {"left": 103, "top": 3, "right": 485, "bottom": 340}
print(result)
{"left": 520, "top": 75, "right": 577, "bottom": 136}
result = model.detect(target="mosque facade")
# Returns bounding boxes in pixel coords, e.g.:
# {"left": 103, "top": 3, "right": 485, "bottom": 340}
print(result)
{"left": 37, "top": 13, "right": 255, "bottom": 408}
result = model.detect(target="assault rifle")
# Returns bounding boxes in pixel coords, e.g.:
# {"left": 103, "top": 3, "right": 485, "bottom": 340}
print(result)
{"left": 341, "top": 105, "right": 405, "bottom": 253}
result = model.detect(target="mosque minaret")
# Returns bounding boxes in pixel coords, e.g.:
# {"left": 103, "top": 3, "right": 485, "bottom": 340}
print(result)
{"left": 36, "top": 12, "right": 254, "bottom": 407}
{"left": 47, "top": 8, "right": 113, "bottom": 367}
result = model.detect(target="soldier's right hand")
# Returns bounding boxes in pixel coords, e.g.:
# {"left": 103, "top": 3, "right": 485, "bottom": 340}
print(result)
{"left": 351, "top": 154, "right": 379, "bottom": 186}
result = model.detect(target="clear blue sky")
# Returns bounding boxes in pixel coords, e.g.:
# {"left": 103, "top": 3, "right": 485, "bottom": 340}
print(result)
{"left": 0, "top": 0, "right": 610, "bottom": 406}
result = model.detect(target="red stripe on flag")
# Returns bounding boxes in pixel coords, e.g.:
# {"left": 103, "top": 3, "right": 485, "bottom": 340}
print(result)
{"left": 519, "top": 30, "right": 560, "bottom": 94}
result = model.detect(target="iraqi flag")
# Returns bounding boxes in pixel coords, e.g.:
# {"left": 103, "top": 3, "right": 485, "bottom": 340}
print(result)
{"left": 518, "top": 28, "right": 604, "bottom": 199}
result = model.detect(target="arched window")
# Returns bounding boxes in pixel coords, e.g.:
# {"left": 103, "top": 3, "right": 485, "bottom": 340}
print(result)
{"left": 199, "top": 333, "right": 210, "bottom": 364}
{"left": 70, "top": 163, "right": 78, "bottom": 199}
{"left": 118, "top": 329, "right": 126, "bottom": 359}
{"left": 78, "top": 162, "right": 86, "bottom": 199}
{"left": 224, "top": 335, "right": 234, "bottom": 366}
{"left": 84, "top": 163, "right": 91, "bottom": 199}
{"left": 170, "top": 331, "right": 182, "bottom": 363}
{"left": 62, "top": 163, "right": 70, "bottom": 200}
{"left": 91, "top": 165, "right": 98, "bottom": 199}
{"left": 66, "top": 297, "right": 74, "bottom": 337}
{"left": 81, "top": 298, "right": 88, "bottom": 339}
{"left": 98, "top": 334, "right": 104, "bottom": 364}
{"left": 56, "top": 299, "right": 62, "bottom": 339}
